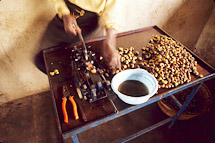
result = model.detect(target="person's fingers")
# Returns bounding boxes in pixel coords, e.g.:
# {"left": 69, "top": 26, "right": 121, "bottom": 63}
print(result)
{"left": 73, "top": 19, "right": 81, "bottom": 32}
{"left": 117, "top": 58, "right": 121, "bottom": 68}
{"left": 64, "top": 22, "right": 77, "bottom": 35}
{"left": 108, "top": 56, "right": 121, "bottom": 69}
{"left": 63, "top": 14, "right": 82, "bottom": 36}
{"left": 68, "top": 23, "right": 77, "bottom": 35}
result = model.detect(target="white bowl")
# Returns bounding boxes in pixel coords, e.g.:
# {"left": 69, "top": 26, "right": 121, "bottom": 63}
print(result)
{"left": 111, "top": 69, "right": 158, "bottom": 105}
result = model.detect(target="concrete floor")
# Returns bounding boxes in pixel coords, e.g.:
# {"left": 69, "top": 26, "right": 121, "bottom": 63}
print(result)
{"left": 0, "top": 79, "right": 215, "bottom": 143}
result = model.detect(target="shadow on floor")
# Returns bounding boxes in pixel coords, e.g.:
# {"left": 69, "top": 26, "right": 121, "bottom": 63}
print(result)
{"left": 0, "top": 91, "right": 62, "bottom": 143}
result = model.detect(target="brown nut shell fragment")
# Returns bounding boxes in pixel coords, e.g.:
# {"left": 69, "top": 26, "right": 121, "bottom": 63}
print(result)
{"left": 134, "top": 51, "right": 139, "bottom": 55}
{"left": 49, "top": 72, "right": 55, "bottom": 76}
{"left": 122, "top": 64, "right": 127, "bottom": 69}
{"left": 130, "top": 63, "right": 135, "bottom": 68}
{"left": 129, "top": 47, "right": 134, "bottom": 51}
{"left": 118, "top": 47, "right": 123, "bottom": 51}
{"left": 105, "top": 73, "right": 109, "bottom": 77}
{"left": 116, "top": 70, "right": 120, "bottom": 74}
{"left": 91, "top": 68, "right": 97, "bottom": 74}
{"left": 138, "top": 57, "right": 143, "bottom": 61}
{"left": 121, "top": 57, "right": 125, "bottom": 62}
{"left": 142, "top": 47, "right": 146, "bottom": 51}
{"left": 116, "top": 35, "right": 201, "bottom": 89}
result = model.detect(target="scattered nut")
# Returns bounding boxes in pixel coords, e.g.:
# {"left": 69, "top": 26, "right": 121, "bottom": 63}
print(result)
{"left": 105, "top": 35, "right": 202, "bottom": 89}
{"left": 49, "top": 72, "right": 55, "bottom": 76}
{"left": 53, "top": 69, "right": 59, "bottom": 74}
{"left": 91, "top": 68, "right": 97, "bottom": 74}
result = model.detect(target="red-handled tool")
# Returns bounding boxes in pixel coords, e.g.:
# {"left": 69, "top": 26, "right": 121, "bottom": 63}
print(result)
{"left": 62, "top": 85, "right": 79, "bottom": 123}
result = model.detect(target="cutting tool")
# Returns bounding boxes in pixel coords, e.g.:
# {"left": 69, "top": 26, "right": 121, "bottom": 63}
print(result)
{"left": 62, "top": 85, "right": 79, "bottom": 123}
{"left": 77, "top": 30, "right": 88, "bottom": 61}
{"left": 72, "top": 23, "right": 89, "bottom": 61}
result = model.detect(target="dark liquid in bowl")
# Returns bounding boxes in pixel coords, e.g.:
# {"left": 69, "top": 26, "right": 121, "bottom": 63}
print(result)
{"left": 118, "top": 80, "right": 149, "bottom": 97}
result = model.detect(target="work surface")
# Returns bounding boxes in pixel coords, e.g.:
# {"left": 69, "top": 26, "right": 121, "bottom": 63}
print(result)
{"left": 43, "top": 26, "right": 215, "bottom": 139}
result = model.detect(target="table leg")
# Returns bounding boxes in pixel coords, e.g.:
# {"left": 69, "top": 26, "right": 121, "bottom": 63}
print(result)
{"left": 71, "top": 134, "right": 80, "bottom": 143}
{"left": 170, "top": 95, "right": 183, "bottom": 108}
{"left": 117, "top": 117, "right": 173, "bottom": 143}
{"left": 168, "top": 82, "right": 203, "bottom": 128}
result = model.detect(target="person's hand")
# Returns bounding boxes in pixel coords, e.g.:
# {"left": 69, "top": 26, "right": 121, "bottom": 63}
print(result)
{"left": 101, "top": 28, "right": 121, "bottom": 69}
{"left": 62, "top": 14, "right": 81, "bottom": 35}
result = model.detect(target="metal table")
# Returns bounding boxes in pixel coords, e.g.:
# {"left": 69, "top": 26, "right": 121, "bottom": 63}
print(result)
{"left": 43, "top": 26, "right": 215, "bottom": 143}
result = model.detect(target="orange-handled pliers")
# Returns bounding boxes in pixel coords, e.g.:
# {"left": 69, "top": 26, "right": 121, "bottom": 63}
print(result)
{"left": 62, "top": 85, "right": 79, "bottom": 124}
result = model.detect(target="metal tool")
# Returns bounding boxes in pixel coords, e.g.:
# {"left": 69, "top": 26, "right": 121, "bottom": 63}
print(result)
{"left": 72, "top": 22, "right": 88, "bottom": 61}
{"left": 73, "top": 94, "right": 88, "bottom": 122}
{"left": 71, "top": 49, "right": 109, "bottom": 103}
{"left": 62, "top": 85, "right": 79, "bottom": 123}
{"left": 70, "top": 23, "right": 116, "bottom": 104}
{"left": 77, "top": 31, "right": 88, "bottom": 61}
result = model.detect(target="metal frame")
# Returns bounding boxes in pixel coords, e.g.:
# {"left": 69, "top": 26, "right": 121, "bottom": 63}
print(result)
{"left": 65, "top": 74, "right": 214, "bottom": 143}
{"left": 43, "top": 26, "right": 215, "bottom": 143}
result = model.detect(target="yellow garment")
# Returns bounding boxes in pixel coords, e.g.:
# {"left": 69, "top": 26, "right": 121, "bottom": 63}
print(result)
{"left": 50, "top": 0, "right": 123, "bottom": 30}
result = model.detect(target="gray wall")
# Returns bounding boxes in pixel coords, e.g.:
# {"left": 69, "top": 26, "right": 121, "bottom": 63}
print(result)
{"left": 194, "top": 7, "right": 215, "bottom": 68}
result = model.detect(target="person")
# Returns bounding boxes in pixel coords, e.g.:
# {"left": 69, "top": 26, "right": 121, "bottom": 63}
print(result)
{"left": 48, "top": 0, "right": 123, "bottom": 69}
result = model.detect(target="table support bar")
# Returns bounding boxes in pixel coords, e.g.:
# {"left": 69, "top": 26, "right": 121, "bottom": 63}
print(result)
{"left": 169, "top": 82, "right": 203, "bottom": 128}
{"left": 170, "top": 95, "right": 183, "bottom": 108}
{"left": 117, "top": 117, "right": 173, "bottom": 143}
{"left": 71, "top": 134, "right": 80, "bottom": 143}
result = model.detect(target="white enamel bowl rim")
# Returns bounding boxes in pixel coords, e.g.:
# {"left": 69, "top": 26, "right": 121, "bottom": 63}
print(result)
{"left": 111, "top": 69, "right": 158, "bottom": 105}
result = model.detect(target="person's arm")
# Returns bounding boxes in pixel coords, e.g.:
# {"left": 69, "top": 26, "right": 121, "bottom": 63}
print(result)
{"left": 101, "top": 28, "right": 121, "bottom": 69}
{"left": 50, "top": 0, "right": 81, "bottom": 35}
{"left": 62, "top": 14, "right": 81, "bottom": 36}
{"left": 50, "top": 0, "right": 70, "bottom": 19}
{"left": 99, "top": 0, "right": 123, "bottom": 69}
